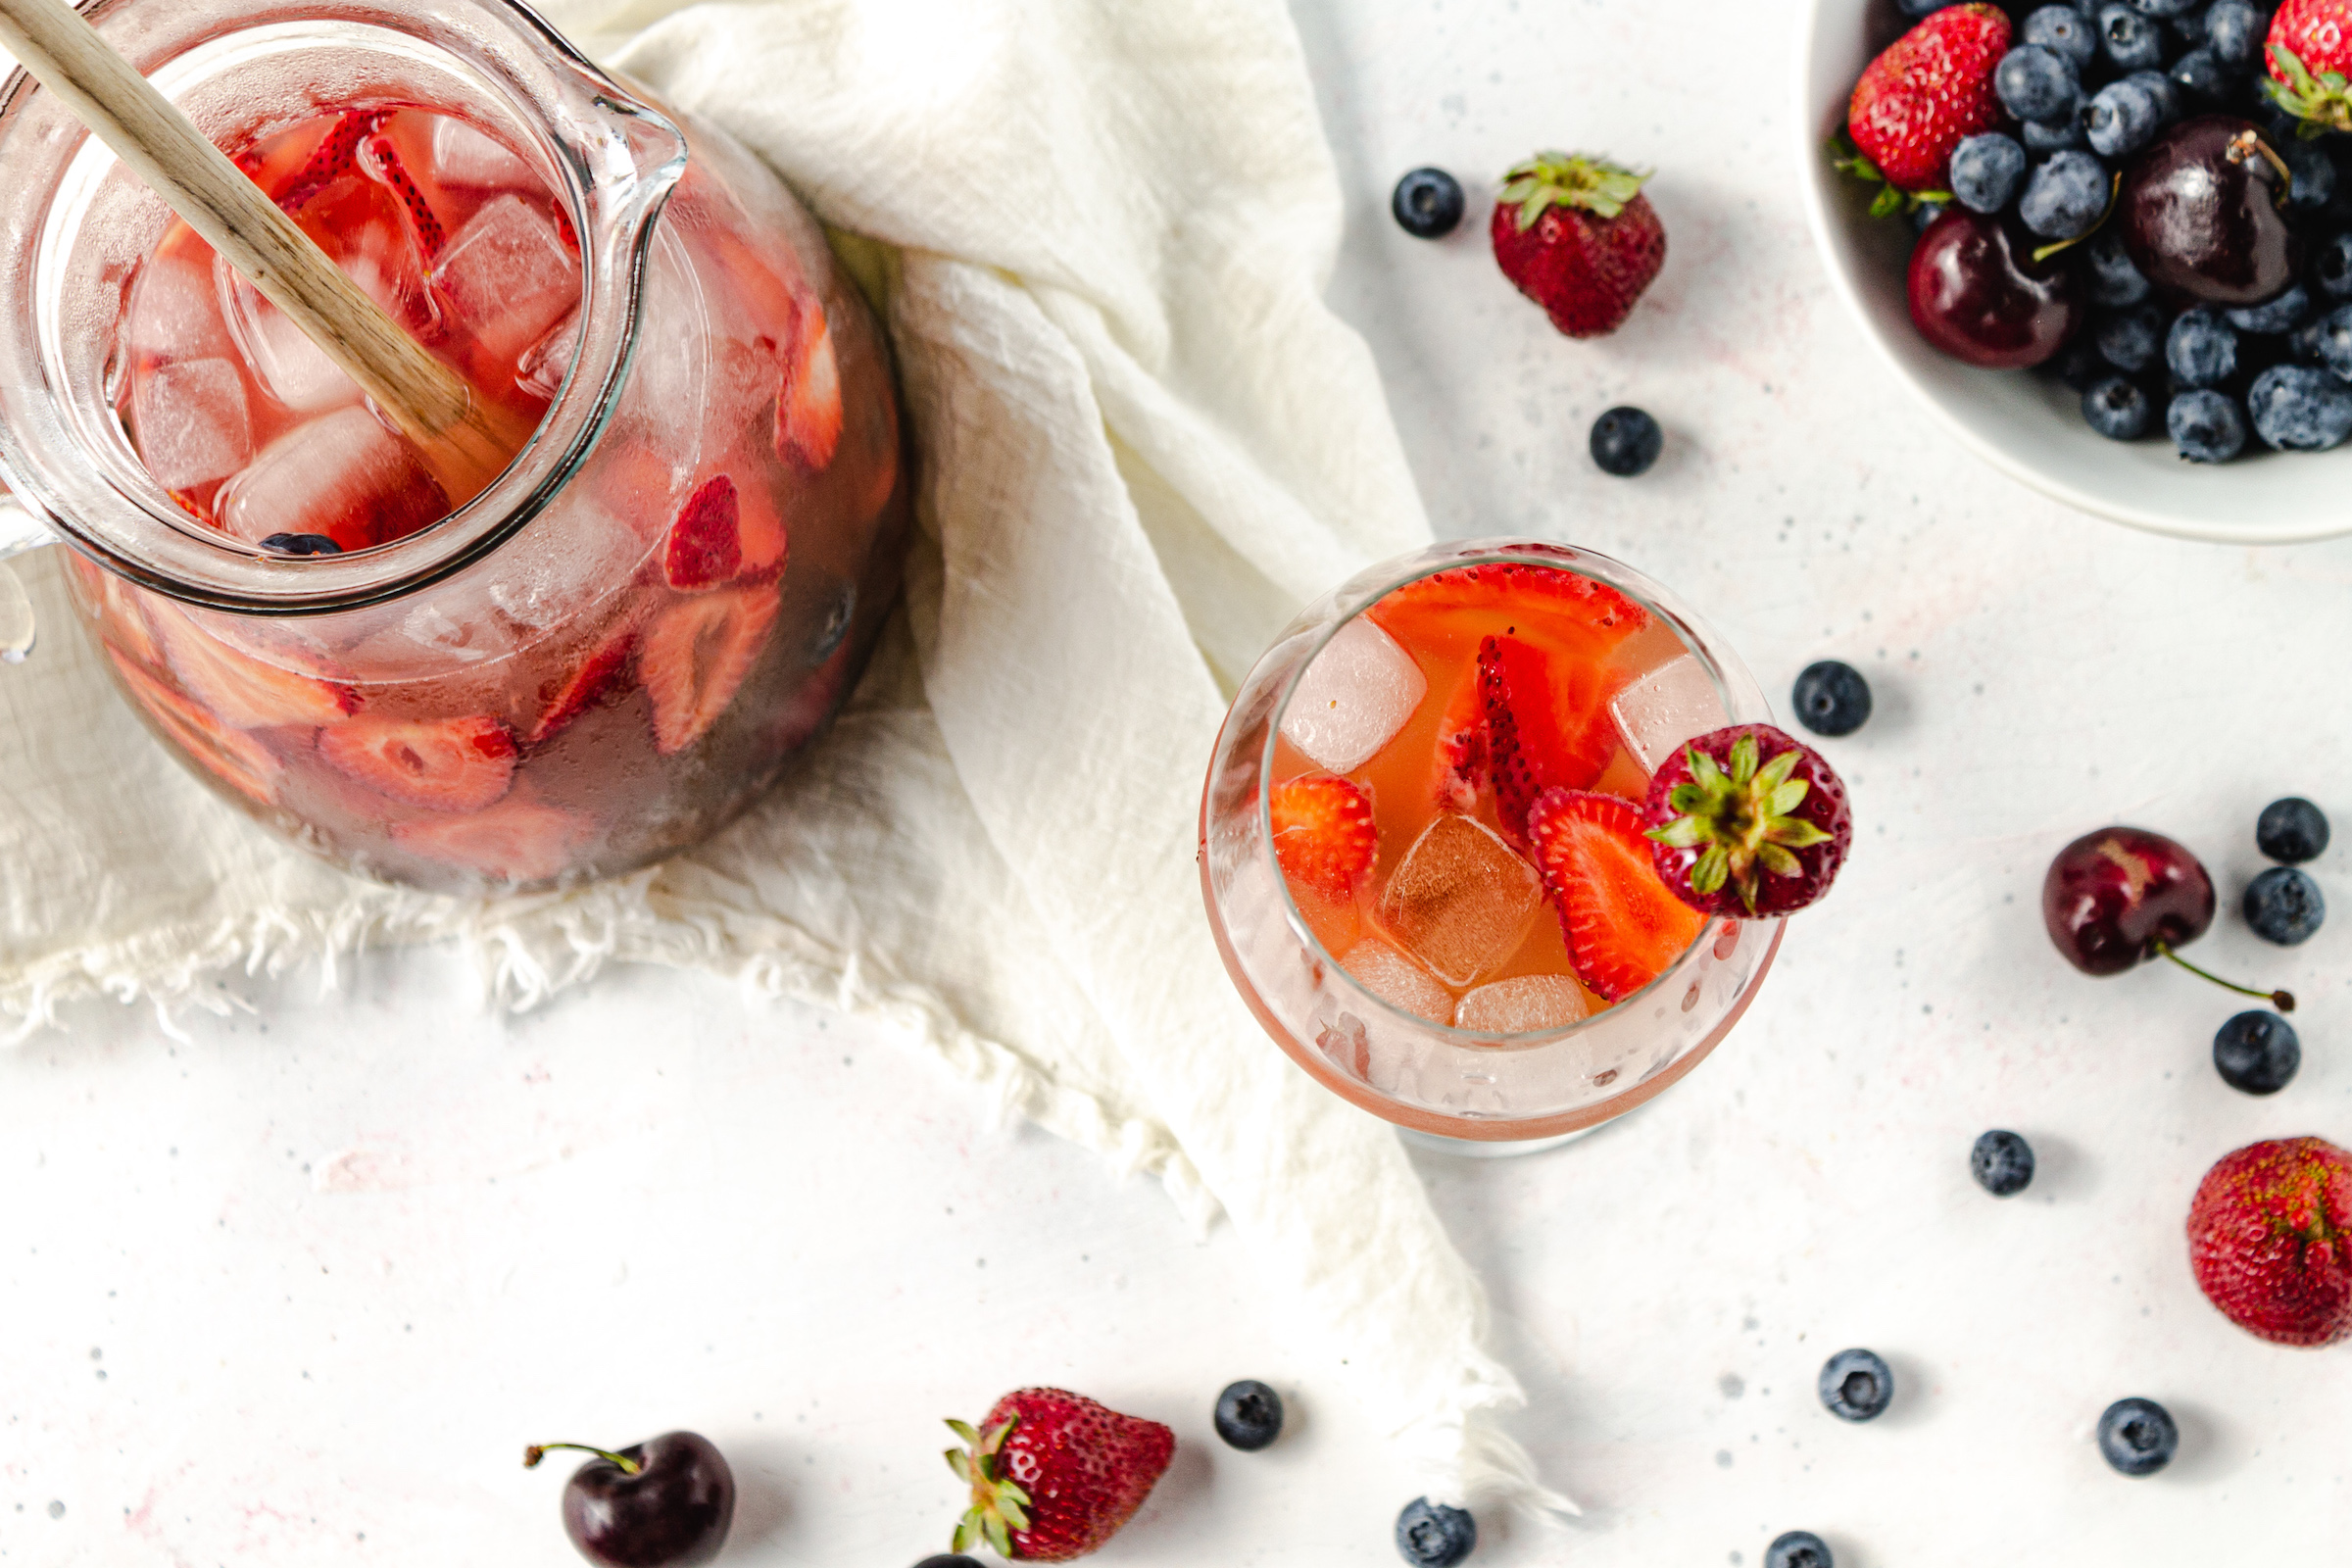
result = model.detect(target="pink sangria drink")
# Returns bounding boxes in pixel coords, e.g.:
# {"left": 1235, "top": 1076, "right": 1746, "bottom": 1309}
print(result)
{"left": 0, "top": 2, "right": 909, "bottom": 894}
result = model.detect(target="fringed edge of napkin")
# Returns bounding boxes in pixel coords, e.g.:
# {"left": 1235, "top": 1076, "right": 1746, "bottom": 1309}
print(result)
{"left": 0, "top": 879, "right": 1217, "bottom": 1233}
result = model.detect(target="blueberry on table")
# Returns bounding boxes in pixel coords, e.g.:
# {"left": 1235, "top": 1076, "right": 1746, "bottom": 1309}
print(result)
{"left": 2214, "top": 1010, "right": 2300, "bottom": 1095}
{"left": 2164, "top": 308, "right": 2238, "bottom": 386}
{"left": 2097, "top": 1397, "right": 2179, "bottom": 1476}
{"left": 1395, "top": 1497, "right": 1476, "bottom": 1567}
{"left": 2227, "top": 284, "right": 2315, "bottom": 336}
{"left": 2167, "top": 389, "right": 2248, "bottom": 462}
{"left": 1791, "top": 661, "right": 1872, "bottom": 738}
{"left": 1392, "top": 168, "right": 1465, "bottom": 239}
{"left": 525, "top": 1434, "right": 735, "bottom": 1568}
{"left": 259, "top": 531, "right": 341, "bottom": 555}
{"left": 2098, "top": 6, "right": 2165, "bottom": 73}
{"left": 2095, "top": 304, "right": 2167, "bottom": 371}
{"left": 1817, "top": 1348, "right": 1893, "bottom": 1422}
{"left": 1766, "top": 1531, "right": 1834, "bottom": 1568}
{"left": 2082, "top": 374, "right": 2155, "bottom": 440}
{"left": 2247, "top": 366, "right": 2352, "bottom": 451}
{"left": 2085, "top": 78, "right": 2164, "bottom": 159}
{"left": 1998, "top": 46, "right": 2081, "bottom": 122}
{"left": 2244, "top": 866, "right": 2325, "bottom": 944}
{"left": 1972, "top": 1129, "right": 2036, "bottom": 1196}
{"left": 1951, "top": 133, "right": 2029, "bottom": 214}
{"left": 2083, "top": 229, "right": 2152, "bottom": 308}
{"left": 1213, "top": 1379, "right": 1285, "bottom": 1450}
{"left": 2020, "top": 151, "right": 2112, "bottom": 239}
{"left": 2025, "top": 5, "right": 2098, "bottom": 70}
{"left": 1589, "top": 406, "right": 1662, "bottom": 476}
{"left": 2256, "top": 797, "right": 2329, "bottom": 863}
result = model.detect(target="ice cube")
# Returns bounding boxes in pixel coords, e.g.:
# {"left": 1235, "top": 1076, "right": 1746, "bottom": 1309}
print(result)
{"left": 124, "top": 254, "right": 231, "bottom": 360}
{"left": 514, "top": 308, "right": 579, "bottom": 400}
{"left": 621, "top": 232, "right": 710, "bottom": 427}
{"left": 1341, "top": 938, "right": 1451, "bottom": 1024}
{"left": 218, "top": 241, "right": 425, "bottom": 412}
{"left": 430, "top": 194, "right": 580, "bottom": 361}
{"left": 1377, "top": 813, "right": 1544, "bottom": 987}
{"left": 215, "top": 406, "right": 446, "bottom": 550}
{"left": 1453, "top": 974, "right": 1590, "bottom": 1034}
{"left": 1609, "top": 653, "right": 1728, "bottom": 774}
{"left": 1279, "top": 614, "right": 1427, "bottom": 773}
{"left": 486, "top": 498, "right": 651, "bottom": 633}
{"left": 428, "top": 117, "right": 535, "bottom": 190}
{"left": 131, "top": 358, "right": 252, "bottom": 490}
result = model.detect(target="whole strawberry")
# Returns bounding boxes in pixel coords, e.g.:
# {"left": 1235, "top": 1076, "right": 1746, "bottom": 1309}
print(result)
{"left": 2187, "top": 1137, "right": 2352, "bottom": 1347}
{"left": 1643, "top": 724, "right": 1851, "bottom": 916}
{"left": 1490, "top": 153, "right": 1665, "bottom": 339}
{"left": 946, "top": 1389, "right": 1173, "bottom": 1561}
{"left": 2266, "top": 0, "right": 2352, "bottom": 132}
{"left": 1845, "top": 5, "right": 2009, "bottom": 196}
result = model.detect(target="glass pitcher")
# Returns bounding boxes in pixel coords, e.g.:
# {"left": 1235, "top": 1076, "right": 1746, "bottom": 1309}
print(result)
{"left": 0, "top": 0, "right": 909, "bottom": 893}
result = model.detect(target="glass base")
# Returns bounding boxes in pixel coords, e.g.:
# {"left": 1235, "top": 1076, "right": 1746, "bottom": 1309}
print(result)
{"left": 1397, "top": 1104, "right": 1643, "bottom": 1158}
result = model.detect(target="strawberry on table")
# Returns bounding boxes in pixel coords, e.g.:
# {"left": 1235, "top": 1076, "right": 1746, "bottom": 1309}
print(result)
{"left": 946, "top": 1388, "right": 1174, "bottom": 1561}
{"left": 1844, "top": 4, "right": 2010, "bottom": 200}
{"left": 2266, "top": 0, "right": 2352, "bottom": 132}
{"left": 1490, "top": 152, "right": 1666, "bottom": 339}
{"left": 2188, "top": 1136, "right": 2352, "bottom": 1347}
{"left": 1527, "top": 788, "right": 1706, "bottom": 1001}
{"left": 1643, "top": 723, "right": 1851, "bottom": 917}
{"left": 1270, "top": 773, "right": 1378, "bottom": 900}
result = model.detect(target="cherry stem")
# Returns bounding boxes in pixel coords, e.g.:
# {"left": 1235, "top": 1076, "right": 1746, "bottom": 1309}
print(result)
{"left": 522, "top": 1443, "right": 640, "bottom": 1475}
{"left": 2153, "top": 942, "right": 2295, "bottom": 1013}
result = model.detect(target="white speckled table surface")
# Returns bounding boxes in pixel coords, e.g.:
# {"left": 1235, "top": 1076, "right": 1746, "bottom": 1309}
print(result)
{"left": 8, "top": 1, "right": 2351, "bottom": 1564}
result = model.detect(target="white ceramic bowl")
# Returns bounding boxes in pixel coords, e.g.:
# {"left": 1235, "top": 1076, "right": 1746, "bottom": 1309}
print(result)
{"left": 1796, "top": 0, "right": 2352, "bottom": 543}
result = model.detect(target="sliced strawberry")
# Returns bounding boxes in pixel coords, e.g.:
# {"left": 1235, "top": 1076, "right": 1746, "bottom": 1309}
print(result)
{"left": 775, "top": 300, "right": 843, "bottom": 472}
{"left": 734, "top": 481, "right": 790, "bottom": 580}
{"left": 270, "top": 111, "right": 372, "bottom": 215}
{"left": 152, "top": 608, "right": 358, "bottom": 729}
{"left": 1269, "top": 773, "right": 1378, "bottom": 900}
{"left": 1526, "top": 787, "right": 1705, "bottom": 1002}
{"left": 1368, "top": 561, "right": 1648, "bottom": 649}
{"left": 662, "top": 474, "right": 744, "bottom": 590}
{"left": 642, "top": 583, "right": 782, "bottom": 756}
{"left": 1479, "top": 634, "right": 1618, "bottom": 843}
{"left": 391, "top": 795, "right": 589, "bottom": 883}
{"left": 109, "top": 650, "right": 284, "bottom": 806}
{"left": 356, "top": 128, "right": 447, "bottom": 259}
{"left": 318, "top": 713, "right": 517, "bottom": 811}
{"left": 1432, "top": 668, "right": 1485, "bottom": 813}
{"left": 525, "top": 623, "right": 639, "bottom": 745}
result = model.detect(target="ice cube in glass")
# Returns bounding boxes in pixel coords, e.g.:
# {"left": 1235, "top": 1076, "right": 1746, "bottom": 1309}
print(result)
{"left": 215, "top": 406, "right": 446, "bottom": 551}
{"left": 1341, "top": 938, "right": 1451, "bottom": 1023}
{"left": 1609, "top": 653, "right": 1727, "bottom": 773}
{"left": 1279, "top": 614, "right": 1427, "bottom": 773}
{"left": 131, "top": 359, "right": 251, "bottom": 489}
{"left": 124, "top": 255, "right": 230, "bottom": 360}
{"left": 429, "top": 194, "right": 581, "bottom": 360}
{"left": 1454, "top": 974, "right": 1589, "bottom": 1033}
{"left": 1376, "top": 812, "right": 1543, "bottom": 987}
{"left": 428, "top": 117, "right": 535, "bottom": 190}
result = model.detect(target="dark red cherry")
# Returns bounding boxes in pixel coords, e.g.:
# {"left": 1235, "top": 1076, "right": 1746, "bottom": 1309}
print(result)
{"left": 526, "top": 1433, "right": 734, "bottom": 1568}
{"left": 2119, "top": 116, "right": 2303, "bottom": 306}
{"left": 2042, "top": 826, "right": 2292, "bottom": 1008}
{"left": 1907, "top": 209, "right": 2084, "bottom": 368}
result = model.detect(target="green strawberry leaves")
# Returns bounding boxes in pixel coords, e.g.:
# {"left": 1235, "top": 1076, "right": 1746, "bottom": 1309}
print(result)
{"left": 1828, "top": 131, "right": 1949, "bottom": 219}
{"left": 2265, "top": 43, "right": 2352, "bottom": 136}
{"left": 1500, "top": 151, "right": 1651, "bottom": 229}
{"left": 1646, "top": 734, "right": 1833, "bottom": 914}
{"left": 946, "top": 1415, "right": 1030, "bottom": 1556}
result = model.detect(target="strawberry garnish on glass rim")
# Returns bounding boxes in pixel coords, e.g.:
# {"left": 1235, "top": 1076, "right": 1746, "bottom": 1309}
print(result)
{"left": 1643, "top": 723, "right": 1852, "bottom": 917}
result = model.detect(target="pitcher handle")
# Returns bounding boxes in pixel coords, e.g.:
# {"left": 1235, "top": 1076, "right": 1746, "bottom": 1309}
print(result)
{"left": 0, "top": 488, "right": 57, "bottom": 663}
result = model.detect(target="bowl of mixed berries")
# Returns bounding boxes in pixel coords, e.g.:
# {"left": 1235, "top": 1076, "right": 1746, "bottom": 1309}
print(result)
{"left": 1800, "top": 0, "right": 2352, "bottom": 540}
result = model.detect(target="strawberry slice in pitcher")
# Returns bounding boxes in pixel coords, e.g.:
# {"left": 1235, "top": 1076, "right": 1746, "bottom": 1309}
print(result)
{"left": 109, "top": 651, "right": 285, "bottom": 807}
{"left": 775, "top": 300, "right": 843, "bottom": 472}
{"left": 318, "top": 713, "right": 517, "bottom": 811}
{"left": 392, "top": 793, "right": 591, "bottom": 883}
{"left": 525, "top": 623, "right": 640, "bottom": 745}
{"left": 152, "top": 607, "right": 357, "bottom": 729}
{"left": 662, "top": 474, "right": 744, "bottom": 591}
{"left": 642, "top": 583, "right": 782, "bottom": 755}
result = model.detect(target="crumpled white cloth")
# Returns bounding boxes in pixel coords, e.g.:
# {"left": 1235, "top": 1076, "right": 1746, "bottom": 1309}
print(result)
{"left": 0, "top": 0, "right": 1572, "bottom": 1518}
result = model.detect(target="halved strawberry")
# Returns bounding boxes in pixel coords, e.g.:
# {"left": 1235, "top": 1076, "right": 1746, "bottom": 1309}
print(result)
{"left": 525, "top": 623, "right": 639, "bottom": 745}
{"left": 318, "top": 713, "right": 517, "bottom": 811}
{"left": 642, "top": 583, "right": 782, "bottom": 755}
{"left": 1433, "top": 668, "right": 1485, "bottom": 813}
{"left": 1269, "top": 773, "right": 1378, "bottom": 900}
{"left": 356, "top": 128, "right": 447, "bottom": 259}
{"left": 1526, "top": 787, "right": 1705, "bottom": 1001}
{"left": 109, "top": 650, "right": 284, "bottom": 806}
{"left": 1367, "top": 561, "right": 1648, "bottom": 657}
{"left": 775, "top": 300, "right": 843, "bottom": 472}
{"left": 1479, "top": 634, "right": 1619, "bottom": 843}
{"left": 662, "top": 474, "right": 744, "bottom": 590}
{"left": 153, "top": 608, "right": 358, "bottom": 729}
{"left": 391, "top": 794, "right": 589, "bottom": 883}
{"left": 271, "top": 111, "right": 372, "bottom": 215}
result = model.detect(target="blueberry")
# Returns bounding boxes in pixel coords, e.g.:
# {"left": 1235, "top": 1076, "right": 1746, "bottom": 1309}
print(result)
{"left": 2128, "top": 0, "right": 2199, "bottom": 17}
{"left": 2213, "top": 1009, "right": 2301, "bottom": 1094}
{"left": 2312, "top": 231, "right": 2352, "bottom": 299}
{"left": 2082, "top": 373, "right": 2156, "bottom": 439}
{"left": 2097, "top": 1397, "right": 2179, "bottom": 1477}
{"left": 2281, "top": 137, "right": 2338, "bottom": 213}
{"left": 2165, "top": 308, "right": 2239, "bottom": 385}
{"left": 2168, "top": 389, "right": 2249, "bottom": 461}
{"left": 2228, "top": 284, "right": 2315, "bottom": 335}
{"left": 1909, "top": 196, "right": 1951, "bottom": 234}
{"left": 2207, "top": 0, "right": 2267, "bottom": 70}
{"left": 1766, "top": 1531, "right": 1835, "bottom": 1568}
{"left": 1896, "top": 0, "right": 1958, "bottom": 13}
{"left": 1999, "top": 46, "right": 2082, "bottom": 121}
{"left": 2257, "top": 797, "right": 2330, "bottom": 863}
{"left": 2126, "top": 70, "right": 2182, "bottom": 124}
{"left": 2027, "top": 5, "right": 2101, "bottom": 68}
{"left": 2244, "top": 865, "right": 2325, "bottom": 943}
{"left": 1590, "top": 406, "right": 1662, "bottom": 476}
{"left": 2085, "top": 78, "right": 2164, "bottom": 157}
{"left": 2099, "top": 6, "right": 2166, "bottom": 72}
{"left": 2096, "top": 304, "right": 2167, "bottom": 370}
{"left": 1950, "top": 133, "right": 2030, "bottom": 213}
{"left": 1818, "top": 1348, "right": 1893, "bottom": 1422}
{"left": 2020, "top": 151, "right": 2112, "bottom": 238}
{"left": 1393, "top": 168, "right": 1465, "bottom": 239}
{"left": 2083, "top": 228, "right": 2152, "bottom": 306}
{"left": 2248, "top": 364, "right": 2352, "bottom": 449}
{"left": 1972, "top": 1129, "right": 2036, "bottom": 1196}
{"left": 913, "top": 1558, "right": 985, "bottom": 1568}
{"left": 259, "top": 532, "right": 341, "bottom": 555}
{"left": 2053, "top": 336, "right": 2107, "bottom": 389}
{"left": 2024, "top": 112, "right": 2088, "bottom": 153}
{"left": 1791, "top": 660, "right": 1872, "bottom": 737}
{"left": 1395, "top": 1498, "right": 1476, "bottom": 1567}
{"left": 2169, "top": 47, "right": 2236, "bottom": 107}
{"left": 1213, "top": 1380, "right": 1284, "bottom": 1450}
{"left": 2309, "top": 303, "right": 2352, "bottom": 376}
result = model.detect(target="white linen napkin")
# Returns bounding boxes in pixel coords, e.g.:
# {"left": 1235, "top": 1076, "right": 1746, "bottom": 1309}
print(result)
{"left": 0, "top": 0, "right": 1573, "bottom": 1519}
